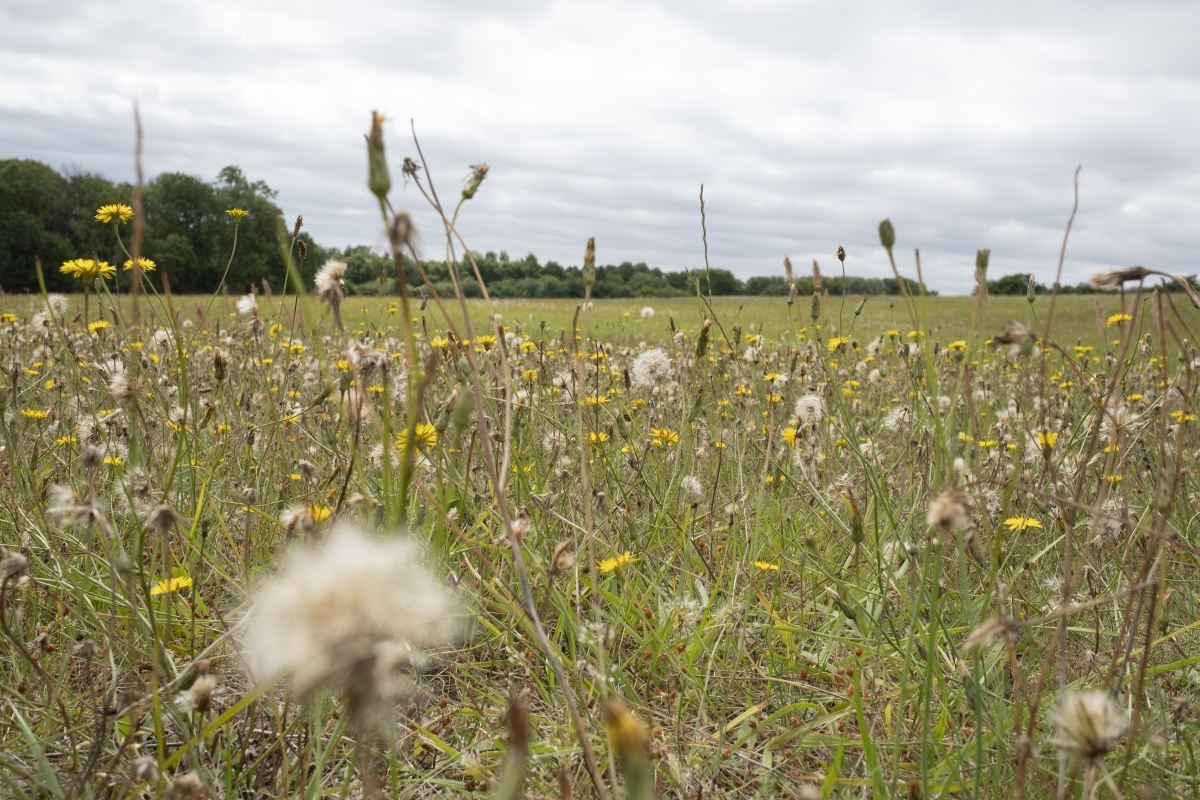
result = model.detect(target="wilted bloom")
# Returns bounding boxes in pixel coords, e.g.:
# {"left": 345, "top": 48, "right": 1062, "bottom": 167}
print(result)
{"left": 926, "top": 488, "right": 969, "bottom": 537}
{"left": 962, "top": 616, "right": 1019, "bottom": 650}
{"left": 175, "top": 675, "right": 217, "bottom": 714}
{"left": 1090, "top": 267, "right": 1152, "bottom": 288}
{"left": 245, "top": 525, "right": 458, "bottom": 702}
{"left": 1050, "top": 691, "right": 1127, "bottom": 763}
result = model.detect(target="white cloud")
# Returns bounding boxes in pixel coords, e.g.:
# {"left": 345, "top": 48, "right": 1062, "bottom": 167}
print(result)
{"left": 2, "top": 0, "right": 1198, "bottom": 292}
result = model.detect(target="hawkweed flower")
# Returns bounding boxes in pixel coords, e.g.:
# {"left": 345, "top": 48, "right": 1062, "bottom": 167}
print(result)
{"left": 245, "top": 525, "right": 458, "bottom": 712}
{"left": 150, "top": 575, "right": 193, "bottom": 596}
{"left": 60, "top": 259, "right": 115, "bottom": 282}
{"left": 95, "top": 204, "right": 133, "bottom": 224}
{"left": 598, "top": 551, "right": 636, "bottom": 572}
{"left": 1050, "top": 691, "right": 1127, "bottom": 763}
{"left": 123, "top": 257, "right": 156, "bottom": 272}
{"left": 226, "top": 208, "right": 249, "bottom": 219}
{"left": 314, "top": 260, "right": 348, "bottom": 337}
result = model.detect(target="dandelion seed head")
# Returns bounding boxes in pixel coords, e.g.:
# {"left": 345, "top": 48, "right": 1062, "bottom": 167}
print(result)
{"left": 245, "top": 525, "right": 458, "bottom": 699}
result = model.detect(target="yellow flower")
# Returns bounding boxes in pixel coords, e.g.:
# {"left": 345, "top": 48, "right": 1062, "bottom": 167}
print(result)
{"left": 753, "top": 561, "right": 780, "bottom": 572}
{"left": 976, "top": 439, "right": 998, "bottom": 448}
{"left": 123, "top": 257, "right": 156, "bottom": 271}
{"left": 958, "top": 432, "right": 974, "bottom": 443}
{"left": 734, "top": 384, "right": 751, "bottom": 396}
{"left": 60, "top": 258, "right": 116, "bottom": 281}
{"left": 522, "top": 369, "right": 539, "bottom": 381}
{"left": 55, "top": 435, "right": 77, "bottom": 446}
{"left": 1104, "top": 474, "right": 1124, "bottom": 483}
{"left": 885, "top": 329, "right": 900, "bottom": 337}
{"left": 430, "top": 336, "right": 450, "bottom": 348}
{"left": 20, "top": 409, "right": 49, "bottom": 420}
{"left": 87, "top": 320, "right": 112, "bottom": 333}
{"left": 763, "top": 372, "right": 781, "bottom": 381}
{"left": 587, "top": 431, "right": 609, "bottom": 444}
{"left": 1106, "top": 313, "right": 1133, "bottom": 327}
{"left": 782, "top": 427, "right": 798, "bottom": 445}
{"left": 226, "top": 208, "right": 250, "bottom": 218}
{"left": 712, "top": 440, "right": 727, "bottom": 448}
{"left": 474, "top": 334, "right": 498, "bottom": 349}
{"left": 104, "top": 456, "right": 123, "bottom": 466}
{"left": 907, "top": 330, "right": 923, "bottom": 339}
{"left": 1, "top": 313, "right": 18, "bottom": 323}
{"left": 1036, "top": 431, "right": 1058, "bottom": 449}
{"left": 1004, "top": 516, "right": 1043, "bottom": 531}
{"left": 598, "top": 551, "right": 636, "bottom": 573}
{"left": 1127, "top": 394, "right": 1143, "bottom": 402}
{"left": 650, "top": 427, "right": 680, "bottom": 446}
{"left": 585, "top": 395, "right": 610, "bottom": 406}
{"left": 335, "top": 359, "right": 352, "bottom": 372}
{"left": 947, "top": 340, "right": 967, "bottom": 351}
{"left": 396, "top": 422, "right": 438, "bottom": 452}
{"left": 150, "top": 575, "right": 193, "bottom": 596}
{"left": 309, "top": 504, "right": 332, "bottom": 522}
{"left": 631, "top": 398, "right": 647, "bottom": 407}
{"left": 1171, "top": 410, "right": 1195, "bottom": 423}
{"left": 95, "top": 204, "right": 133, "bottom": 224}
{"left": 826, "top": 337, "right": 849, "bottom": 352}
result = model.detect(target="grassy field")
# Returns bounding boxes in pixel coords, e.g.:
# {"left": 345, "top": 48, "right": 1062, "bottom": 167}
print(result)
{"left": 1, "top": 272, "right": 1197, "bottom": 800}
{"left": 0, "top": 291, "right": 1152, "bottom": 349}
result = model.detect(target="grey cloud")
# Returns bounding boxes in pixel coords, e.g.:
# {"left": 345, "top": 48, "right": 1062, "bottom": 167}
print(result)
{"left": 2, "top": 0, "right": 1198, "bottom": 293}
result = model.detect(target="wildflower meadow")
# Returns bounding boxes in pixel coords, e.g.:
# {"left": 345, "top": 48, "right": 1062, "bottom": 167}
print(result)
{"left": 1, "top": 117, "right": 1199, "bottom": 800}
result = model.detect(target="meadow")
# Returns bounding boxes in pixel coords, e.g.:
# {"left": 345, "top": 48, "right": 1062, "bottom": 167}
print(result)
{"left": 0, "top": 148, "right": 1199, "bottom": 800}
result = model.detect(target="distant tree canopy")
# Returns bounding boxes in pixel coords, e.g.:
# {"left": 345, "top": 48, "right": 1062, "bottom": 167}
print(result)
{"left": 2, "top": 159, "right": 944, "bottom": 298}
{"left": 985, "top": 272, "right": 1197, "bottom": 296}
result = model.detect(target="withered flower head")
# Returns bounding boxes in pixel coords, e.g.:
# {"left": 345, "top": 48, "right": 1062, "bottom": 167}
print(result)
{"left": 1050, "top": 690, "right": 1127, "bottom": 763}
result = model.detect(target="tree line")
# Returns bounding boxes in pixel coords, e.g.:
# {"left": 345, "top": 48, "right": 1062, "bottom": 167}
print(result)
{"left": 10, "top": 158, "right": 1150, "bottom": 299}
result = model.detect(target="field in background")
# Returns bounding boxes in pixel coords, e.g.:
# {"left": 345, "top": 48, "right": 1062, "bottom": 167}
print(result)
{"left": 2, "top": 293, "right": 1153, "bottom": 348}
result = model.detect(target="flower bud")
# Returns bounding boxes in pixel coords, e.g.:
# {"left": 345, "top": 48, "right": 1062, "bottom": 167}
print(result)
{"left": 582, "top": 237, "right": 596, "bottom": 289}
{"left": 976, "top": 248, "right": 990, "bottom": 272}
{"left": 365, "top": 111, "right": 391, "bottom": 201}
{"left": 810, "top": 291, "right": 821, "bottom": 322}
{"left": 878, "top": 219, "right": 896, "bottom": 251}
{"left": 1027, "top": 275, "right": 1037, "bottom": 305}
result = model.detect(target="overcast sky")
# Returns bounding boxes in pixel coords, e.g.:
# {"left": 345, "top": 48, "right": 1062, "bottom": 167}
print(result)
{"left": 2, "top": 1, "right": 1198, "bottom": 293}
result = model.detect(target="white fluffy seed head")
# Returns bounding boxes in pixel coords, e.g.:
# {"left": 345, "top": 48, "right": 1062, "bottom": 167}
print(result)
{"left": 235, "top": 294, "right": 258, "bottom": 316}
{"left": 630, "top": 347, "right": 671, "bottom": 388}
{"left": 1050, "top": 691, "right": 1127, "bottom": 762}
{"left": 244, "top": 525, "right": 458, "bottom": 697}
{"left": 314, "top": 260, "right": 347, "bottom": 304}
{"left": 794, "top": 394, "right": 824, "bottom": 427}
